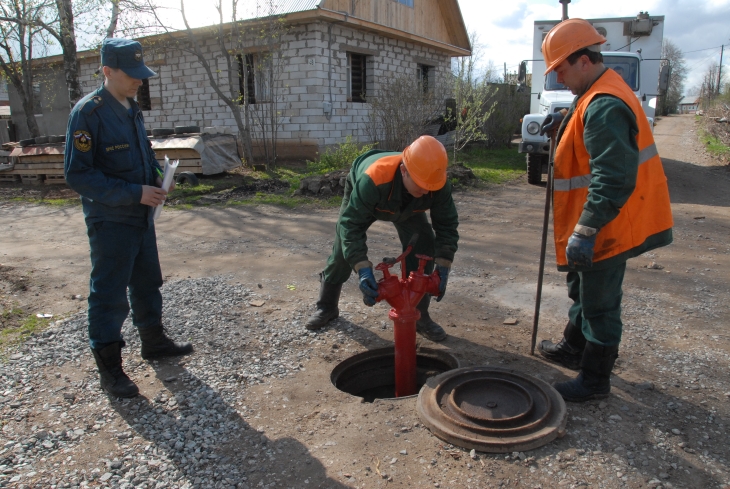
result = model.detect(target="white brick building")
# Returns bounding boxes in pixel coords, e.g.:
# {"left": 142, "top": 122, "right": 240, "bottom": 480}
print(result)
{"left": 13, "top": 0, "right": 471, "bottom": 160}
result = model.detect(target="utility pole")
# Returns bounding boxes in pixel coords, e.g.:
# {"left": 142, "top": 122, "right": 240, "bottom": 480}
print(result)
{"left": 504, "top": 62, "right": 507, "bottom": 83}
{"left": 718, "top": 44, "right": 724, "bottom": 95}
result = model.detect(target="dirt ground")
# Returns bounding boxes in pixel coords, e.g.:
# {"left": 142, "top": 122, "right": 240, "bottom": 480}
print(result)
{"left": 1, "top": 114, "right": 729, "bottom": 489}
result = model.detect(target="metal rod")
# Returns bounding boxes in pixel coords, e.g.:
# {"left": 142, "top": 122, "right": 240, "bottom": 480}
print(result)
{"left": 531, "top": 132, "right": 557, "bottom": 355}
{"left": 559, "top": 0, "right": 571, "bottom": 21}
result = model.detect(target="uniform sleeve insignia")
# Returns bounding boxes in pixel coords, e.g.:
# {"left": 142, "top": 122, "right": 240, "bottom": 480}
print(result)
{"left": 73, "top": 130, "right": 92, "bottom": 152}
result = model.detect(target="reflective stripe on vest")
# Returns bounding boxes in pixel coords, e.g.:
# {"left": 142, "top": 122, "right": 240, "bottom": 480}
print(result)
{"left": 552, "top": 69, "right": 673, "bottom": 267}
{"left": 553, "top": 143, "right": 659, "bottom": 191}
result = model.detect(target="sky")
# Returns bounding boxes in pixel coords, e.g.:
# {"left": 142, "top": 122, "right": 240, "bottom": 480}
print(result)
{"left": 456, "top": 0, "right": 730, "bottom": 95}
{"left": 72, "top": 0, "right": 729, "bottom": 96}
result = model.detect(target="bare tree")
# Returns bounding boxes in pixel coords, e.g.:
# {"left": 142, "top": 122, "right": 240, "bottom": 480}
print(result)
{"left": 447, "top": 31, "right": 497, "bottom": 162}
{"left": 170, "top": 0, "right": 257, "bottom": 165}
{"left": 245, "top": 1, "right": 288, "bottom": 168}
{"left": 700, "top": 62, "right": 721, "bottom": 110}
{"left": 660, "top": 39, "right": 687, "bottom": 116}
{"left": 365, "top": 73, "right": 450, "bottom": 151}
{"left": 0, "top": 0, "right": 50, "bottom": 137}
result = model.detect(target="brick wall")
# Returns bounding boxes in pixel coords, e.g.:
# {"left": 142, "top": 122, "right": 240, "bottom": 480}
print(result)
{"left": 75, "top": 22, "right": 452, "bottom": 158}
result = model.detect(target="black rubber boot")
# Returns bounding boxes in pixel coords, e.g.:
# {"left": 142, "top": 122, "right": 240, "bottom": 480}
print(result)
{"left": 139, "top": 324, "right": 194, "bottom": 360}
{"left": 91, "top": 342, "right": 139, "bottom": 398}
{"left": 554, "top": 342, "right": 619, "bottom": 402}
{"left": 305, "top": 276, "right": 342, "bottom": 331}
{"left": 416, "top": 295, "right": 447, "bottom": 342}
{"left": 538, "top": 321, "right": 587, "bottom": 370}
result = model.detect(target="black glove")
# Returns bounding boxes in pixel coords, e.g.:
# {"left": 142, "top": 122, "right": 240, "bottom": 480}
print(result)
{"left": 540, "top": 111, "right": 566, "bottom": 136}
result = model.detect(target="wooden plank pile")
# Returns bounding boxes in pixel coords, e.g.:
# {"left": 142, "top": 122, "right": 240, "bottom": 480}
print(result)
{"left": 1, "top": 136, "right": 206, "bottom": 185}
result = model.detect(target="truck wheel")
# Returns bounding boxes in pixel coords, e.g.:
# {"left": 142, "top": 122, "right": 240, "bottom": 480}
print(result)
{"left": 526, "top": 154, "right": 546, "bottom": 185}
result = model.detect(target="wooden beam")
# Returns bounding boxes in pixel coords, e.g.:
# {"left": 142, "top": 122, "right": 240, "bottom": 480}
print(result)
{"left": 437, "top": 0, "right": 471, "bottom": 51}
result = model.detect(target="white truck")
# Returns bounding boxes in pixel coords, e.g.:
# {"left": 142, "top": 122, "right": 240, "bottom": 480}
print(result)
{"left": 518, "top": 11, "right": 668, "bottom": 185}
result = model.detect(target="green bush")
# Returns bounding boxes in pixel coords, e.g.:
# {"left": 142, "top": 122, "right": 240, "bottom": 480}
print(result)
{"left": 306, "top": 136, "right": 375, "bottom": 173}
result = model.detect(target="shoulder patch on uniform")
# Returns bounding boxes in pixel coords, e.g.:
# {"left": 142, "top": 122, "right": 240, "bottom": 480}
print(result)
{"left": 81, "top": 95, "right": 104, "bottom": 115}
{"left": 73, "top": 130, "right": 92, "bottom": 152}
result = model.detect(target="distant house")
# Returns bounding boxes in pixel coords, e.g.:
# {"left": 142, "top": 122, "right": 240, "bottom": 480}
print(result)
{"left": 9, "top": 0, "right": 470, "bottom": 160}
{"left": 678, "top": 96, "right": 699, "bottom": 114}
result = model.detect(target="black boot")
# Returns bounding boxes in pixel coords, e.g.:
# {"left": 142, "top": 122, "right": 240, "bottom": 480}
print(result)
{"left": 305, "top": 275, "right": 342, "bottom": 331}
{"left": 139, "top": 324, "right": 194, "bottom": 360}
{"left": 538, "top": 321, "right": 586, "bottom": 370}
{"left": 416, "top": 295, "right": 447, "bottom": 342}
{"left": 554, "top": 342, "right": 619, "bottom": 402}
{"left": 91, "top": 342, "right": 139, "bottom": 398}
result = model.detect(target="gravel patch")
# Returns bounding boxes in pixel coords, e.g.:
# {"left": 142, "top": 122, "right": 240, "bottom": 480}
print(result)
{"left": 0, "top": 276, "right": 325, "bottom": 489}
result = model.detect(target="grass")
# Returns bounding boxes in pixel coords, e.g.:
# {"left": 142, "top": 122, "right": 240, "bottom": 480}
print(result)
{"left": 228, "top": 192, "right": 341, "bottom": 208}
{"left": 0, "top": 309, "right": 51, "bottom": 350}
{"left": 451, "top": 146, "right": 526, "bottom": 184}
{"left": 2, "top": 143, "right": 526, "bottom": 212}
{"left": 8, "top": 196, "right": 79, "bottom": 206}
{"left": 699, "top": 128, "right": 730, "bottom": 158}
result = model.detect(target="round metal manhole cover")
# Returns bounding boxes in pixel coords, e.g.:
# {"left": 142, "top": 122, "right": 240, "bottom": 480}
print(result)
{"left": 417, "top": 366, "right": 567, "bottom": 453}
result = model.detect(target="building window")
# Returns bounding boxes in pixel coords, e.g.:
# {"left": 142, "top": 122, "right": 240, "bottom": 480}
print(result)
{"left": 137, "top": 78, "right": 151, "bottom": 110}
{"left": 417, "top": 64, "right": 431, "bottom": 93}
{"left": 238, "top": 53, "right": 272, "bottom": 104}
{"left": 347, "top": 52, "right": 367, "bottom": 103}
{"left": 394, "top": 0, "right": 414, "bottom": 7}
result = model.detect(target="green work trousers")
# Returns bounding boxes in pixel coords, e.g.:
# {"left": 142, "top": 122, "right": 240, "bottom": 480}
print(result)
{"left": 322, "top": 212, "right": 436, "bottom": 285}
{"left": 567, "top": 262, "right": 626, "bottom": 347}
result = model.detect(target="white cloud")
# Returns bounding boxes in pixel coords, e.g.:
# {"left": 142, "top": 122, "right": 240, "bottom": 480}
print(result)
{"left": 458, "top": 0, "right": 730, "bottom": 94}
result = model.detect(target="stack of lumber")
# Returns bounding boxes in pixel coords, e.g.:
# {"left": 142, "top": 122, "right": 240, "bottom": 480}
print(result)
{"left": 5, "top": 144, "right": 65, "bottom": 184}
{"left": 1, "top": 131, "right": 240, "bottom": 185}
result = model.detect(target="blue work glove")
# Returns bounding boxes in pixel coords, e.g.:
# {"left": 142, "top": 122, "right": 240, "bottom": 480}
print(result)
{"left": 358, "top": 266, "right": 379, "bottom": 307}
{"left": 566, "top": 232, "right": 597, "bottom": 268}
{"left": 539, "top": 111, "right": 566, "bottom": 136}
{"left": 435, "top": 264, "right": 450, "bottom": 302}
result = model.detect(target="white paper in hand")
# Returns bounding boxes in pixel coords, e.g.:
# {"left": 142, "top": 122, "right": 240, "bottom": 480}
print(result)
{"left": 153, "top": 155, "right": 179, "bottom": 221}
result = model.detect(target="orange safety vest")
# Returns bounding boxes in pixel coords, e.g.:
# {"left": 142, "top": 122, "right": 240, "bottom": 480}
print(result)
{"left": 553, "top": 69, "right": 673, "bottom": 267}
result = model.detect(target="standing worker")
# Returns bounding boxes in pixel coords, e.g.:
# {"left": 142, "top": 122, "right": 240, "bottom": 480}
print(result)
{"left": 65, "top": 38, "right": 193, "bottom": 398}
{"left": 304, "top": 136, "right": 459, "bottom": 342}
{"left": 537, "top": 20, "right": 673, "bottom": 402}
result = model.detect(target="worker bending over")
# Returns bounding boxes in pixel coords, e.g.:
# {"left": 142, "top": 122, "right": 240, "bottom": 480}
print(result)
{"left": 305, "top": 136, "right": 459, "bottom": 342}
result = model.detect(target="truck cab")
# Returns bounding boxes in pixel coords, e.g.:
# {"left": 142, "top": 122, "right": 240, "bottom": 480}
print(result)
{"left": 519, "top": 11, "right": 665, "bottom": 185}
{"left": 519, "top": 52, "right": 654, "bottom": 184}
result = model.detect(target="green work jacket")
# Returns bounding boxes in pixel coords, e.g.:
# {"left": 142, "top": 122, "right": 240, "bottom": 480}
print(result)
{"left": 337, "top": 150, "right": 459, "bottom": 269}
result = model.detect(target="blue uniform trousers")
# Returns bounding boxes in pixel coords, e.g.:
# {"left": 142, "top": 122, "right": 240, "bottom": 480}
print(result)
{"left": 87, "top": 221, "right": 163, "bottom": 349}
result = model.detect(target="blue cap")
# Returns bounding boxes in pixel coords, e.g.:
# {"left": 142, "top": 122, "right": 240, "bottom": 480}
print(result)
{"left": 101, "top": 38, "right": 157, "bottom": 79}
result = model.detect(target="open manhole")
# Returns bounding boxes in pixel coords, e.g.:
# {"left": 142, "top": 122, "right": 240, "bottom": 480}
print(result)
{"left": 331, "top": 347, "right": 460, "bottom": 402}
{"left": 417, "top": 366, "right": 567, "bottom": 453}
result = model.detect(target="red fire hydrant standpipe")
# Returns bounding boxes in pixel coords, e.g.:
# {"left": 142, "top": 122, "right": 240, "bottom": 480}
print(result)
{"left": 375, "top": 239, "right": 441, "bottom": 397}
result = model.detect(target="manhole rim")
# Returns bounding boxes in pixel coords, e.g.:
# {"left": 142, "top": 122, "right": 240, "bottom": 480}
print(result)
{"left": 330, "top": 346, "right": 461, "bottom": 401}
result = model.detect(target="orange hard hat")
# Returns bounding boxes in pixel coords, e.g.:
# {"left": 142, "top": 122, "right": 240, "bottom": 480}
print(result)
{"left": 542, "top": 18, "right": 606, "bottom": 75}
{"left": 402, "top": 135, "right": 448, "bottom": 191}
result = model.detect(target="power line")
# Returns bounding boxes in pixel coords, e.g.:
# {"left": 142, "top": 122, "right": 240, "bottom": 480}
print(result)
{"left": 683, "top": 45, "right": 724, "bottom": 55}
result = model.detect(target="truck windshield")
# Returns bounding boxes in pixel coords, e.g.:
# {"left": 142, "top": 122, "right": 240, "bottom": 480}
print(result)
{"left": 603, "top": 55, "right": 640, "bottom": 91}
{"left": 544, "top": 55, "right": 640, "bottom": 92}
{"left": 544, "top": 72, "right": 568, "bottom": 91}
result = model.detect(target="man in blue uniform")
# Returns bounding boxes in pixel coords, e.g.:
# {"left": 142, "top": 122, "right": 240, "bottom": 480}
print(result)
{"left": 65, "top": 38, "right": 193, "bottom": 398}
